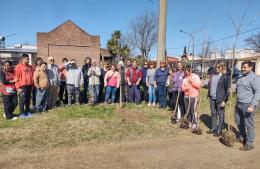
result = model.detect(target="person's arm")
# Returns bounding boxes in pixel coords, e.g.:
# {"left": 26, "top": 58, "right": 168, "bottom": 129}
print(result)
{"left": 182, "top": 78, "right": 190, "bottom": 93}
{"left": 87, "top": 67, "right": 92, "bottom": 77}
{"left": 117, "top": 72, "right": 121, "bottom": 88}
{"left": 94, "top": 67, "right": 101, "bottom": 77}
{"left": 80, "top": 70, "right": 84, "bottom": 86}
{"left": 126, "top": 69, "right": 131, "bottom": 85}
{"left": 136, "top": 70, "right": 142, "bottom": 85}
{"left": 146, "top": 70, "right": 149, "bottom": 86}
{"left": 190, "top": 75, "right": 201, "bottom": 89}
{"left": 249, "top": 76, "right": 260, "bottom": 109}
{"left": 33, "top": 71, "right": 40, "bottom": 89}
{"left": 104, "top": 71, "right": 109, "bottom": 87}
{"left": 14, "top": 65, "right": 21, "bottom": 90}
{"left": 154, "top": 69, "right": 158, "bottom": 88}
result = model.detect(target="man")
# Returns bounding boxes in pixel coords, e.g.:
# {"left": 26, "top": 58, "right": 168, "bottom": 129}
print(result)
{"left": 33, "top": 62, "right": 49, "bottom": 112}
{"left": 63, "top": 59, "right": 84, "bottom": 105}
{"left": 59, "top": 57, "right": 68, "bottom": 105}
{"left": 82, "top": 57, "right": 91, "bottom": 103}
{"left": 88, "top": 60, "right": 101, "bottom": 105}
{"left": 141, "top": 61, "right": 149, "bottom": 103}
{"left": 124, "top": 59, "right": 132, "bottom": 102}
{"left": 154, "top": 61, "right": 168, "bottom": 108}
{"left": 0, "top": 61, "right": 18, "bottom": 120}
{"left": 207, "top": 63, "right": 230, "bottom": 137}
{"left": 235, "top": 61, "right": 260, "bottom": 151}
{"left": 126, "top": 60, "right": 142, "bottom": 104}
{"left": 46, "top": 56, "right": 59, "bottom": 109}
{"left": 15, "top": 54, "right": 34, "bottom": 117}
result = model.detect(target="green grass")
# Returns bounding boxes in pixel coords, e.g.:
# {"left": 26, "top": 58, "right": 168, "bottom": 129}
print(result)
{"left": 0, "top": 89, "right": 258, "bottom": 151}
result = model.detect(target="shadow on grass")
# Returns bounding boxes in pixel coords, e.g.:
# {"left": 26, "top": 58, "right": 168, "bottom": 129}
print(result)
{"left": 200, "top": 114, "right": 212, "bottom": 129}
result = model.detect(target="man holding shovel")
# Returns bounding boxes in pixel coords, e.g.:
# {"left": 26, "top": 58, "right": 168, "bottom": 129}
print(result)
{"left": 235, "top": 61, "right": 260, "bottom": 151}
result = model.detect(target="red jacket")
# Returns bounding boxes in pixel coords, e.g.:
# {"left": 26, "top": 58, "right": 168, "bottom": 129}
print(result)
{"left": 15, "top": 63, "right": 34, "bottom": 89}
{"left": 0, "top": 70, "right": 16, "bottom": 95}
{"left": 126, "top": 67, "right": 142, "bottom": 84}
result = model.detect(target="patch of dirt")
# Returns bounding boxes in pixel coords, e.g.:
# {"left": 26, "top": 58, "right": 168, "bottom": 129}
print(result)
{"left": 117, "top": 109, "right": 149, "bottom": 124}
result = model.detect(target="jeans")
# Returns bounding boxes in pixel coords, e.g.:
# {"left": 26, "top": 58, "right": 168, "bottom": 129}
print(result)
{"left": 128, "top": 84, "right": 141, "bottom": 103}
{"left": 157, "top": 82, "right": 167, "bottom": 108}
{"left": 2, "top": 94, "right": 18, "bottom": 119}
{"left": 235, "top": 102, "right": 256, "bottom": 145}
{"left": 19, "top": 85, "right": 32, "bottom": 114}
{"left": 67, "top": 85, "right": 80, "bottom": 105}
{"left": 88, "top": 85, "right": 100, "bottom": 104}
{"left": 209, "top": 98, "right": 225, "bottom": 133}
{"left": 148, "top": 84, "right": 156, "bottom": 103}
{"left": 105, "top": 86, "right": 118, "bottom": 103}
{"left": 35, "top": 88, "right": 48, "bottom": 112}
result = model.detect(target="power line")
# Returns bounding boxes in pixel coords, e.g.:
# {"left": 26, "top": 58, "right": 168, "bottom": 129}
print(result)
{"left": 167, "top": 26, "right": 260, "bottom": 50}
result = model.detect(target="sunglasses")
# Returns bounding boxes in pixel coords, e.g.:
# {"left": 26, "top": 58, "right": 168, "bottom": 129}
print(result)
{"left": 215, "top": 66, "right": 221, "bottom": 69}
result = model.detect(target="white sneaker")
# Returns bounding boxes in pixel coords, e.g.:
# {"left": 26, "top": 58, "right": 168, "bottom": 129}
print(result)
{"left": 152, "top": 102, "right": 156, "bottom": 106}
{"left": 11, "top": 117, "right": 17, "bottom": 120}
{"left": 147, "top": 103, "right": 151, "bottom": 106}
{"left": 3, "top": 113, "right": 6, "bottom": 118}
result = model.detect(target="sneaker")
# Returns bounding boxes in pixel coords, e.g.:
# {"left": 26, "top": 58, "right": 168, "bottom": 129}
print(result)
{"left": 213, "top": 132, "right": 222, "bottom": 137}
{"left": 11, "top": 117, "right": 17, "bottom": 120}
{"left": 152, "top": 102, "right": 156, "bottom": 106}
{"left": 207, "top": 130, "right": 215, "bottom": 134}
{"left": 189, "top": 123, "right": 192, "bottom": 128}
{"left": 147, "top": 103, "right": 151, "bottom": 106}
{"left": 192, "top": 124, "right": 197, "bottom": 130}
{"left": 239, "top": 144, "right": 254, "bottom": 151}
{"left": 19, "top": 114, "right": 27, "bottom": 118}
{"left": 3, "top": 113, "right": 6, "bottom": 118}
{"left": 26, "top": 112, "right": 33, "bottom": 117}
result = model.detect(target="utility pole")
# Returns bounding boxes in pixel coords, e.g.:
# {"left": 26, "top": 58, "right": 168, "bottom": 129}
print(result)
{"left": 157, "top": 0, "right": 167, "bottom": 67}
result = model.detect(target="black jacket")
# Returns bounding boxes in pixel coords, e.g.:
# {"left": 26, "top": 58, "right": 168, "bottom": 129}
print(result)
{"left": 82, "top": 64, "right": 91, "bottom": 80}
{"left": 208, "top": 74, "right": 230, "bottom": 103}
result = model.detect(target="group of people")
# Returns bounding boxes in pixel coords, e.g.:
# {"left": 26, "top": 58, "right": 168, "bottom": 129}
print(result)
{"left": 0, "top": 54, "right": 259, "bottom": 151}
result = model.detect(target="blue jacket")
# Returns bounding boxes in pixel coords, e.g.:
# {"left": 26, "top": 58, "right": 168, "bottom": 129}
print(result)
{"left": 154, "top": 68, "right": 168, "bottom": 83}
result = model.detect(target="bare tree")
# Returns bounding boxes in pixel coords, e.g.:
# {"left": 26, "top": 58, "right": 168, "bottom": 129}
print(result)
{"left": 127, "top": 11, "right": 158, "bottom": 60}
{"left": 245, "top": 32, "right": 260, "bottom": 52}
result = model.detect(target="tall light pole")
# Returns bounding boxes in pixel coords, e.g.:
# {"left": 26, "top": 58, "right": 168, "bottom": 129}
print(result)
{"left": 179, "top": 29, "right": 195, "bottom": 67}
{"left": 157, "top": 0, "right": 167, "bottom": 67}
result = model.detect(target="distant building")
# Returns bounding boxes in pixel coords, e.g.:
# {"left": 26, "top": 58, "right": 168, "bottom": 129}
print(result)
{"left": 0, "top": 45, "right": 37, "bottom": 65}
{"left": 37, "top": 20, "right": 110, "bottom": 65}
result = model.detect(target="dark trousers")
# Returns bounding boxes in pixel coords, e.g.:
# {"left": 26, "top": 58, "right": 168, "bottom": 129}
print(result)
{"left": 209, "top": 98, "right": 225, "bottom": 133}
{"left": 59, "top": 81, "right": 68, "bottom": 104}
{"left": 32, "top": 86, "right": 37, "bottom": 107}
{"left": 235, "top": 102, "right": 256, "bottom": 145}
{"left": 2, "top": 94, "right": 18, "bottom": 119}
{"left": 141, "top": 83, "right": 148, "bottom": 103}
{"left": 157, "top": 82, "right": 167, "bottom": 108}
{"left": 184, "top": 97, "right": 197, "bottom": 123}
{"left": 98, "top": 84, "right": 105, "bottom": 103}
{"left": 19, "top": 85, "right": 32, "bottom": 114}
{"left": 128, "top": 84, "right": 141, "bottom": 103}
{"left": 82, "top": 79, "right": 89, "bottom": 104}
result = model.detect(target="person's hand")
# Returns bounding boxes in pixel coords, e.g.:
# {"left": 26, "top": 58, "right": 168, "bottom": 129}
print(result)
{"left": 128, "top": 82, "right": 132, "bottom": 86}
{"left": 136, "top": 81, "right": 140, "bottom": 86}
{"left": 104, "top": 84, "right": 107, "bottom": 87}
{"left": 146, "top": 83, "right": 149, "bottom": 87}
{"left": 154, "top": 84, "right": 157, "bottom": 89}
{"left": 116, "top": 85, "right": 119, "bottom": 88}
{"left": 220, "top": 102, "right": 225, "bottom": 107}
{"left": 247, "top": 106, "right": 255, "bottom": 113}
{"left": 17, "top": 88, "right": 23, "bottom": 94}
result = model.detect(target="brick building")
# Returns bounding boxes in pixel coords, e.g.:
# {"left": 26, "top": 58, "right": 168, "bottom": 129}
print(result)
{"left": 37, "top": 20, "right": 108, "bottom": 66}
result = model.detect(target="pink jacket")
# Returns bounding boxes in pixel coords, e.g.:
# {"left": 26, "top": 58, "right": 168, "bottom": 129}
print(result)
{"left": 182, "top": 73, "right": 201, "bottom": 98}
{"left": 104, "top": 70, "right": 120, "bottom": 88}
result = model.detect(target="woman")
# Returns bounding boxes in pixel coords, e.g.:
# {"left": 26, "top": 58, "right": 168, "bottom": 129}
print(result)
{"left": 32, "top": 57, "right": 43, "bottom": 107}
{"left": 154, "top": 61, "right": 168, "bottom": 108}
{"left": 167, "top": 67, "right": 174, "bottom": 109}
{"left": 104, "top": 65, "right": 120, "bottom": 104}
{"left": 0, "top": 61, "right": 18, "bottom": 120}
{"left": 182, "top": 65, "right": 201, "bottom": 129}
{"left": 82, "top": 57, "right": 92, "bottom": 103}
{"left": 207, "top": 63, "right": 230, "bottom": 137}
{"left": 146, "top": 62, "right": 156, "bottom": 106}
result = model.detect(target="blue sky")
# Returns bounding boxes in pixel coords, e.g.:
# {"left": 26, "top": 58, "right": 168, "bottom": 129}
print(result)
{"left": 1, "top": 0, "right": 260, "bottom": 57}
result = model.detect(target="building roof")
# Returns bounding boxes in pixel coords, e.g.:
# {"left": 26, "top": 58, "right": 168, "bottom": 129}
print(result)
{"left": 0, "top": 45, "right": 37, "bottom": 53}
{"left": 167, "top": 56, "right": 179, "bottom": 62}
{"left": 100, "top": 48, "right": 111, "bottom": 57}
